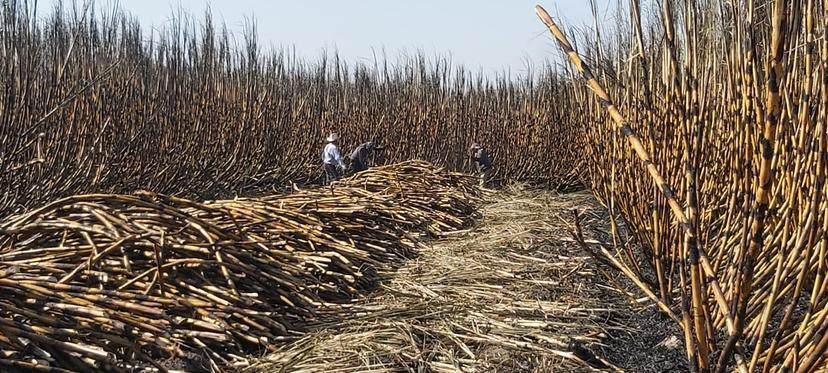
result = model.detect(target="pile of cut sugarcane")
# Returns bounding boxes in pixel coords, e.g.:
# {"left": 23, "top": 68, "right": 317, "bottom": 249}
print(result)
{"left": 0, "top": 161, "right": 480, "bottom": 372}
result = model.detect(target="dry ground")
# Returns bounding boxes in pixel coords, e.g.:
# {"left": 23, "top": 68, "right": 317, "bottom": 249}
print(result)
{"left": 244, "top": 185, "right": 685, "bottom": 372}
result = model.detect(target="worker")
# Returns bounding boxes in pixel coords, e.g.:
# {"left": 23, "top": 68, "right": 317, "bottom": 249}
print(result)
{"left": 469, "top": 143, "right": 492, "bottom": 187}
{"left": 348, "top": 141, "right": 385, "bottom": 174}
{"left": 322, "top": 132, "right": 346, "bottom": 185}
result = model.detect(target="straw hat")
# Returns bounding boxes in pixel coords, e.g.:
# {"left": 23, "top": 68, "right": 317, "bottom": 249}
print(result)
{"left": 470, "top": 143, "right": 481, "bottom": 150}
{"left": 326, "top": 133, "right": 339, "bottom": 142}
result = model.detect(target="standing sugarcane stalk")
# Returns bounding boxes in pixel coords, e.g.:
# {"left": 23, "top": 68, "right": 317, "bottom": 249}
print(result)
{"left": 718, "top": 0, "right": 788, "bottom": 370}
{"left": 535, "top": 5, "right": 729, "bottom": 369}
{"left": 752, "top": 2, "right": 816, "bottom": 371}
{"left": 532, "top": 0, "right": 828, "bottom": 370}
{"left": 535, "top": 4, "right": 745, "bottom": 372}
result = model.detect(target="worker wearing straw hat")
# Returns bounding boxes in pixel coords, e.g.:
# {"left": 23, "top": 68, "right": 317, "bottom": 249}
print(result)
{"left": 348, "top": 140, "right": 385, "bottom": 174}
{"left": 322, "top": 132, "right": 346, "bottom": 185}
{"left": 469, "top": 143, "right": 492, "bottom": 187}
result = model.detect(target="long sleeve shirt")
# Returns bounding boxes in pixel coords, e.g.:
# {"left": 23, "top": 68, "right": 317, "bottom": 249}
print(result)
{"left": 349, "top": 142, "right": 374, "bottom": 164}
{"left": 323, "top": 143, "right": 346, "bottom": 169}
{"left": 471, "top": 148, "right": 492, "bottom": 172}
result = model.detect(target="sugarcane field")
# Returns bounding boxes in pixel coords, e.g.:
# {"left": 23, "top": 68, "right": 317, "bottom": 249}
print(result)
{"left": 2, "top": 0, "right": 828, "bottom": 371}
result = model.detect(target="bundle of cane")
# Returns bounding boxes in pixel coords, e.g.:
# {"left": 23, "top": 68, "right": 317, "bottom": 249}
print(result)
{"left": 0, "top": 161, "right": 480, "bottom": 372}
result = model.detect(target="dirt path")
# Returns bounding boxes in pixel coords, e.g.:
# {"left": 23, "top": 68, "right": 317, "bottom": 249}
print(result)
{"left": 247, "top": 186, "right": 684, "bottom": 372}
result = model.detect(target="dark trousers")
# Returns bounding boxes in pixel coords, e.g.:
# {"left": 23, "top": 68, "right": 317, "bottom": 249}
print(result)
{"left": 350, "top": 159, "right": 367, "bottom": 174}
{"left": 478, "top": 166, "right": 492, "bottom": 187}
{"left": 324, "top": 163, "right": 338, "bottom": 185}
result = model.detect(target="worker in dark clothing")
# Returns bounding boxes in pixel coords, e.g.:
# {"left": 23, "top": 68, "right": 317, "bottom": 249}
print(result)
{"left": 469, "top": 143, "right": 492, "bottom": 187}
{"left": 348, "top": 141, "right": 385, "bottom": 174}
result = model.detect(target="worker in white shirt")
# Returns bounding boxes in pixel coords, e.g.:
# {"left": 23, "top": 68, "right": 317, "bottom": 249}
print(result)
{"left": 322, "top": 132, "right": 346, "bottom": 185}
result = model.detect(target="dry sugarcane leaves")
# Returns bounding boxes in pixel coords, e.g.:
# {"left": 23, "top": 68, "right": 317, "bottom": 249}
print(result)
{"left": 0, "top": 161, "right": 480, "bottom": 372}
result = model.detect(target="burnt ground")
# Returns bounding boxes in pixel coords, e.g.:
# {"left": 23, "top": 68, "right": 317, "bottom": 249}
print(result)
{"left": 569, "top": 190, "right": 688, "bottom": 372}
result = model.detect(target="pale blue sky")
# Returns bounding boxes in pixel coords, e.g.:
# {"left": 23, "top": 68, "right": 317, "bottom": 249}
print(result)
{"left": 40, "top": 1, "right": 618, "bottom": 75}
